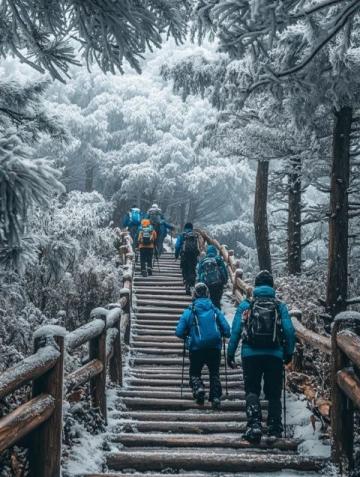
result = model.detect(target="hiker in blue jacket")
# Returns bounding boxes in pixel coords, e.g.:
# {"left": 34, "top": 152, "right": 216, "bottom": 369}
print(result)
{"left": 175, "top": 283, "right": 231, "bottom": 410}
{"left": 197, "top": 245, "right": 228, "bottom": 309}
{"left": 123, "top": 205, "right": 142, "bottom": 247}
{"left": 175, "top": 223, "right": 200, "bottom": 295}
{"left": 227, "top": 270, "right": 296, "bottom": 443}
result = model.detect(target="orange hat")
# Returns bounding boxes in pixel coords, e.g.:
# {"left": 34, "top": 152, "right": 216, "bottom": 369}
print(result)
{"left": 141, "top": 219, "right": 150, "bottom": 227}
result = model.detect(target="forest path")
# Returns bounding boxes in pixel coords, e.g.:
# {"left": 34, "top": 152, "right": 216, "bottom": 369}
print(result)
{"left": 82, "top": 252, "right": 325, "bottom": 476}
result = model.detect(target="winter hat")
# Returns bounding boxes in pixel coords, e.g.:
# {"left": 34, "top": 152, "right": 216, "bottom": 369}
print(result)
{"left": 255, "top": 270, "right": 274, "bottom": 288}
{"left": 141, "top": 219, "right": 151, "bottom": 227}
{"left": 151, "top": 203, "right": 160, "bottom": 210}
{"left": 184, "top": 222, "right": 193, "bottom": 230}
{"left": 192, "top": 282, "right": 209, "bottom": 299}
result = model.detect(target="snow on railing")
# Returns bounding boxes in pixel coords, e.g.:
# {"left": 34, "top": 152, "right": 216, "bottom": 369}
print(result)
{"left": 0, "top": 231, "right": 135, "bottom": 477}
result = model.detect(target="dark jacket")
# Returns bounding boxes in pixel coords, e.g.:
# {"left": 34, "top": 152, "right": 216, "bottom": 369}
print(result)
{"left": 227, "top": 285, "right": 296, "bottom": 360}
{"left": 175, "top": 297, "right": 230, "bottom": 351}
{"left": 197, "top": 245, "right": 228, "bottom": 285}
{"left": 175, "top": 227, "right": 193, "bottom": 259}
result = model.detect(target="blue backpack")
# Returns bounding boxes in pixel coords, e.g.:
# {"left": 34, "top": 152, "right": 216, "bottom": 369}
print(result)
{"left": 200, "top": 257, "right": 223, "bottom": 287}
{"left": 129, "top": 208, "right": 141, "bottom": 226}
{"left": 190, "top": 305, "right": 221, "bottom": 350}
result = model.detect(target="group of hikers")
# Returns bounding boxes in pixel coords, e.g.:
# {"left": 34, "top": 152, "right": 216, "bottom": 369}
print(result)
{"left": 123, "top": 207, "right": 296, "bottom": 444}
{"left": 123, "top": 204, "right": 174, "bottom": 277}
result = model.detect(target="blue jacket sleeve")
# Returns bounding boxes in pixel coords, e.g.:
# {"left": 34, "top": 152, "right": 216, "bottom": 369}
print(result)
{"left": 175, "top": 309, "right": 191, "bottom": 339}
{"left": 175, "top": 234, "right": 183, "bottom": 259}
{"left": 214, "top": 307, "right": 231, "bottom": 338}
{"left": 279, "top": 303, "right": 296, "bottom": 356}
{"left": 227, "top": 300, "right": 250, "bottom": 359}
{"left": 123, "top": 214, "right": 130, "bottom": 227}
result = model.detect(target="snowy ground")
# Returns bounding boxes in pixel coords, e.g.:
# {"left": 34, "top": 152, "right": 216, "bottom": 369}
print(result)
{"left": 64, "top": 285, "right": 333, "bottom": 476}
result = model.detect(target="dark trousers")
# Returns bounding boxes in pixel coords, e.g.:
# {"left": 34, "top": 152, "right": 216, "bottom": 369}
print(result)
{"left": 208, "top": 284, "right": 224, "bottom": 309}
{"left": 140, "top": 248, "right": 153, "bottom": 275}
{"left": 180, "top": 256, "right": 197, "bottom": 289}
{"left": 242, "top": 355, "right": 283, "bottom": 424}
{"left": 189, "top": 349, "right": 222, "bottom": 401}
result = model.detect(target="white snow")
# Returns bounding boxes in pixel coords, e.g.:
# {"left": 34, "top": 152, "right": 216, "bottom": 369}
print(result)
{"left": 66, "top": 319, "right": 105, "bottom": 350}
{"left": 33, "top": 325, "right": 67, "bottom": 340}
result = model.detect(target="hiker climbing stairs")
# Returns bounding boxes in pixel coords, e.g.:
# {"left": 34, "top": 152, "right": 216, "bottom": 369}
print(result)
{"left": 80, "top": 251, "right": 325, "bottom": 476}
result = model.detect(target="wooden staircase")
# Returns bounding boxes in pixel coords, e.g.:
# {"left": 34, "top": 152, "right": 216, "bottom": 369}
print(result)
{"left": 82, "top": 252, "right": 325, "bottom": 476}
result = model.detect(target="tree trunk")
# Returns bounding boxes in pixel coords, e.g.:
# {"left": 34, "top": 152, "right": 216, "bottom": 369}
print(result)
{"left": 254, "top": 160, "right": 272, "bottom": 272}
{"left": 326, "top": 106, "right": 352, "bottom": 318}
{"left": 287, "top": 156, "right": 302, "bottom": 274}
{"left": 85, "top": 162, "right": 94, "bottom": 192}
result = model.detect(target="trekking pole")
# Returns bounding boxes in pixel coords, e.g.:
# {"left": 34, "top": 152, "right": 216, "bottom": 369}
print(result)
{"left": 181, "top": 340, "right": 186, "bottom": 398}
{"left": 223, "top": 338, "right": 229, "bottom": 397}
{"left": 283, "top": 366, "right": 287, "bottom": 438}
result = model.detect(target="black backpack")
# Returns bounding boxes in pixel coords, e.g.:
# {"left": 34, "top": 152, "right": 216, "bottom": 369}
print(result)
{"left": 182, "top": 232, "right": 199, "bottom": 257}
{"left": 242, "top": 297, "right": 283, "bottom": 348}
{"left": 200, "top": 257, "right": 223, "bottom": 287}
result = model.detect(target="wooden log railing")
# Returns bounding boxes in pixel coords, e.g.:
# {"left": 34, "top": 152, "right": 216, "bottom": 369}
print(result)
{"left": 331, "top": 311, "right": 360, "bottom": 475}
{"left": 198, "top": 228, "right": 360, "bottom": 476}
{"left": 0, "top": 231, "right": 134, "bottom": 477}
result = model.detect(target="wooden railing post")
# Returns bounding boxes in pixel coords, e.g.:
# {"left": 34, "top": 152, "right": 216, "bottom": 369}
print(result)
{"left": 89, "top": 313, "right": 107, "bottom": 424}
{"left": 122, "top": 282, "right": 132, "bottom": 346}
{"left": 109, "top": 309, "right": 123, "bottom": 387}
{"left": 30, "top": 326, "right": 65, "bottom": 477}
{"left": 331, "top": 316, "right": 353, "bottom": 474}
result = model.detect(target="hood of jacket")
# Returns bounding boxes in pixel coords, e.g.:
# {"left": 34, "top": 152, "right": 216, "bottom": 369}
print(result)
{"left": 253, "top": 285, "right": 276, "bottom": 298}
{"left": 192, "top": 297, "right": 214, "bottom": 312}
{"left": 206, "top": 245, "right": 218, "bottom": 257}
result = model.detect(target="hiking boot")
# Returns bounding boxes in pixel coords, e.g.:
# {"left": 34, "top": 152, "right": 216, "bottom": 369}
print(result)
{"left": 267, "top": 420, "right": 283, "bottom": 438}
{"left": 195, "top": 386, "right": 205, "bottom": 405}
{"left": 141, "top": 270, "right": 147, "bottom": 277}
{"left": 185, "top": 285, "right": 191, "bottom": 296}
{"left": 147, "top": 268, "right": 153, "bottom": 276}
{"left": 211, "top": 397, "right": 221, "bottom": 410}
{"left": 243, "top": 422, "right": 262, "bottom": 444}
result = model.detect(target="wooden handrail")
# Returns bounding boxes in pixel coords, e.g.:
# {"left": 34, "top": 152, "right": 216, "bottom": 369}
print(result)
{"left": 0, "top": 231, "right": 135, "bottom": 477}
{"left": 331, "top": 311, "right": 360, "bottom": 475}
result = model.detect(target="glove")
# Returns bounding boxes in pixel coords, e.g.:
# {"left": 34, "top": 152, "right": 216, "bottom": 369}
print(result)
{"left": 283, "top": 354, "right": 293, "bottom": 365}
{"left": 227, "top": 356, "right": 237, "bottom": 369}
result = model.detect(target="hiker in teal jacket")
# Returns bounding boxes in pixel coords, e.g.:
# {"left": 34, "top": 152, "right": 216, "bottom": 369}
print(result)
{"left": 197, "top": 245, "right": 228, "bottom": 308}
{"left": 227, "top": 270, "right": 296, "bottom": 443}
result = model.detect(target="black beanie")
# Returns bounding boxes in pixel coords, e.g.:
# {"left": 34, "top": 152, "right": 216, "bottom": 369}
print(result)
{"left": 255, "top": 270, "right": 274, "bottom": 288}
{"left": 184, "top": 222, "right": 193, "bottom": 230}
{"left": 193, "top": 282, "right": 209, "bottom": 299}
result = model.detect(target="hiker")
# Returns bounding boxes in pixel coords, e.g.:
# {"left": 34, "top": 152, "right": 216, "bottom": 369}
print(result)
{"left": 157, "top": 218, "right": 175, "bottom": 257}
{"left": 175, "top": 223, "right": 200, "bottom": 295}
{"left": 147, "top": 203, "right": 162, "bottom": 234}
{"left": 175, "top": 282, "right": 231, "bottom": 409}
{"left": 123, "top": 205, "right": 142, "bottom": 246}
{"left": 137, "top": 219, "right": 157, "bottom": 277}
{"left": 227, "top": 270, "right": 296, "bottom": 443}
{"left": 197, "top": 245, "right": 228, "bottom": 308}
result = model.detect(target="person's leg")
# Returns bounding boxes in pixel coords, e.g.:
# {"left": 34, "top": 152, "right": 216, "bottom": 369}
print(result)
{"left": 140, "top": 249, "right": 147, "bottom": 276}
{"left": 242, "top": 355, "right": 264, "bottom": 443}
{"left": 188, "top": 257, "right": 197, "bottom": 288}
{"left": 208, "top": 285, "right": 223, "bottom": 309}
{"left": 189, "top": 350, "right": 205, "bottom": 404}
{"left": 263, "top": 356, "right": 284, "bottom": 437}
{"left": 206, "top": 349, "right": 222, "bottom": 408}
{"left": 146, "top": 249, "right": 153, "bottom": 275}
{"left": 181, "top": 258, "right": 191, "bottom": 294}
